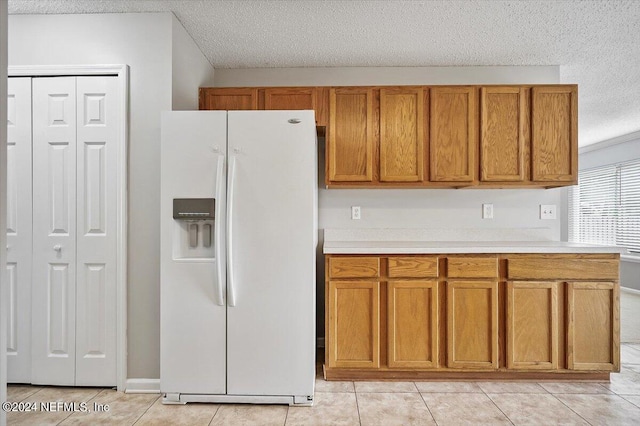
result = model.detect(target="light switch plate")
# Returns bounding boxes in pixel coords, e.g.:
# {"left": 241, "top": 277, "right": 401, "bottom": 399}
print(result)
{"left": 540, "top": 204, "right": 557, "bottom": 220}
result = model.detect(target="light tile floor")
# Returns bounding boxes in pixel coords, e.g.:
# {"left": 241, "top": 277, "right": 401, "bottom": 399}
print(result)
{"left": 7, "top": 291, "right": 640, "bottom": 425}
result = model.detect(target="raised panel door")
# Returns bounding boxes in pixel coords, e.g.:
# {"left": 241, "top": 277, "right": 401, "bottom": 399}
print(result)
{"left": 75, "top": 77, "right": 118, "bottom": 386}
{"left": 327, "top": 88, "right": 374, "bottom": 182}
{"left": 200, "top": 88, "right": 258, "bottom": 110}
{"left": 506, "top": 281, "right": 558, "bottom": 369}
{"left": 6, "top": 77, "right": 33, "bottom": 383}
{"left": 31, "top": 77, "right": 77, "bottom": 385}
{"left": 388, "top": 281, "right": 438, "bottom": 368}
{"left": 430, "top": 87, "right": 477, "bottom": 182}
{"left": 567, "top": 281, "right": 619, "bottom": 371}
{"left": 328, "top": 280, "right": 380, "bottom": 368}
{"left": 531, "top": 85, "right": 577, "bottom": 183}
{"left": 379, "top": 87, "right": 424, "bottom": 182}
{"left": 264, "top": 87, "right": 316, "bottom": 113}
{"left": 447, "top": 280, "right": 498, "bottom": 369}
{"left": 480, "top": 87, "right": 526, "bottom": 182}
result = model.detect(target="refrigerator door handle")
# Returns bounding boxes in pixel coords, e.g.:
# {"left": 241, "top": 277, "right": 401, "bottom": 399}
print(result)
{"left": 227, "top": 155, "right": 237, "bottom": 307}
{"left": 214, "top": 153, "right": 225, "bottom": 306}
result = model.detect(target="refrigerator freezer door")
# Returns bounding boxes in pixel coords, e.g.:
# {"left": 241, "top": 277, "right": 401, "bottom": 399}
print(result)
{"left": 160, "top": 111, "right": 227, "bottom": 395}
{"left": 226, "top": 110, "right": 317, "bottom": 397}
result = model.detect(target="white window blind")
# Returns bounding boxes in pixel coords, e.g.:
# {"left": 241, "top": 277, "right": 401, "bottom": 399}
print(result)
{"left": 569, "top": 159, "right": 640, "bottom": 253}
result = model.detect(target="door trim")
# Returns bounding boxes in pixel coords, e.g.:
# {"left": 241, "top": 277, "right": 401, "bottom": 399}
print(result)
{"left": 9, "top": 65, "right": 129, "bottom": 391}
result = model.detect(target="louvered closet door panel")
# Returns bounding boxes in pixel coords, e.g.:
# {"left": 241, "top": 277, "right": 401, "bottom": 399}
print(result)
{"left": 31, "top": 77, "right": 77, "bottom": 385}
{"left": 75, "top": 77, "right": 118, "bottom": 386}
{"left": 6, "top": 77, "right": 33, "bottom": 383}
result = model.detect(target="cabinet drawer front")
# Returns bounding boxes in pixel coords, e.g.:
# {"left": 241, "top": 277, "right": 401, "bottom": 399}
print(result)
{"left": 447, "top": 257, "right": 498, "bottom": 278}
{"left": 388, "top": 256, "right": 438, "bottom": 278}
{"left": 508, "top": 257, "right": 619, "bottom": 280}
{"left": 329, "top": 257, "right": 380, "bottom": 278}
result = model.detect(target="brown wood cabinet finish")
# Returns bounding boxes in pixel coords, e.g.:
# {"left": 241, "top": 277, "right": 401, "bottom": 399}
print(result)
{"left": 328, "top": 88, "right": 375, "bottom": 182}
{"left": 430, "top": 87, "right": 477, "bottom": 182}
{"left": 506, "top": 281, "right": 559, "bottom": 369}
{"left": 388, "top": 280, "right": 438, "bottom": 368}
{"left": 329, "top": 256, "right": 380, "bottom": 278}
{"left": 379, "top": 87, "right": 425, "bottom": 182}
{"left": 328, "top": 280, "right": 380, "bottom": 368}
{"left": 567, "top": 281, "right": 620, "bottom": 371}
{"left": 447, "top": 280, "right": 499, "bottom": 369}
{"left": 199, "top": 88, "right": 258, "bottom": 110}
{"left": 531, "top": 86, "right": 578, "bottom": 183}
{"left": 480, "top": 87, "right": 526, "bottom": 182}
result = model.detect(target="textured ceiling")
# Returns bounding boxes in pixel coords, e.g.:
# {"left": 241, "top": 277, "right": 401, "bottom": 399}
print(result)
{"left": 8, "top": 0, "right": 640, "bottom": 146}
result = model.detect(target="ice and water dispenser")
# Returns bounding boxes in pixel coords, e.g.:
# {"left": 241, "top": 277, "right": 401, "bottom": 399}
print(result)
{"left": 172, "top": 198, "right": 216, "bottom": 259}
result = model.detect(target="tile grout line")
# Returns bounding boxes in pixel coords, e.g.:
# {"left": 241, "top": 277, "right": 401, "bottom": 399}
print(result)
{"left": 354, "top": 389, "right": 362, "bottom": 426}
{"left": 207, "top": 404, "right": 222, "bottom": 426}
{"left": 483, "top": 392, "right": 516, "bottom": 425}
{"left": 546, "top": 393, "right": 596, "bottom": 426}
{"left": 55, "top": 387, "right": 106, "bottom": 425}
{"left": 130, "top": 394, "right": 162, "bottom": 425}
{"left": 415, "top": 386, "right": 438, "bottom": 425}
{"left": 283, "top": 404, "right": 289, "bottom": 426}
{"left": 619, "top": 394, "right": 640, "bottom": 409}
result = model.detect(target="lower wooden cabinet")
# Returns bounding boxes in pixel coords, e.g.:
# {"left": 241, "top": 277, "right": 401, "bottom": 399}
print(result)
{"left": 506, "top": 281, "right": 558, "bottom": 369}
{"left": 327, "top": 280, "right": 380, "bottom": 368}
{"left": 447, "top": 281, "right": 499, "bottom": 369}
{"left": 325, "top": 254, "right": 620, "bottom": 379}
{"left": 388, "top": 280, "right": 438, "bottom": 368}
{"left": 567, "top": 281, "right": 620, "bottom": 371}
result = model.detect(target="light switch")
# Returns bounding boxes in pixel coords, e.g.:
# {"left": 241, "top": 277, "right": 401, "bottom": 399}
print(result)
{"left": 540, "top": 204, "right": 557, "bottom": 220}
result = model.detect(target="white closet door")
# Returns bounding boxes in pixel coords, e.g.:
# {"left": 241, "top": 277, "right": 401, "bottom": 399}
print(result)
{"left": 6, "top": 77, "right": 32, "bottom": 383}
{"left": 31, "top": 77, "right": 77, "bottom": 386}
{"left": 75, "top": 77, "right": 118, "bottom": 386}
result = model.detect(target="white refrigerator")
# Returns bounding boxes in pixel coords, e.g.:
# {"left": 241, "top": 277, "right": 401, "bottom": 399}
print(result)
{"left": 160, "top": 110, "right": 317, "bottom": 406}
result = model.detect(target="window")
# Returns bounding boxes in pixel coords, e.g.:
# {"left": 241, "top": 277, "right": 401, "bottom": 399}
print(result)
{"left": 569, "top": 159, "right": 640, "bottom": 254}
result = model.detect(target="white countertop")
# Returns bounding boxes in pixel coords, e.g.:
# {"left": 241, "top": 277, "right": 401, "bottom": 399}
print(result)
{"left": 322, "top": 228, "right": 626, "bottom": 254}
{"left": 323, "top": 240, "right": 626, "bottom": 254}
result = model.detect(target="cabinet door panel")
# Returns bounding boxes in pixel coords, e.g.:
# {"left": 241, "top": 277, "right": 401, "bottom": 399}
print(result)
{"left": 264, "top": 87, "right": 316, "bottom": 112}
{"left": 507, "top": 281, "right": 558, "bottom": 369}
{"left": 531, "top": 86, "right": 577, "bottom": 183}
{"left": 567, "top": 282, "right": 619, "bottom": 371}
{"left": 430, "top": 87, "right": 477, "bottom": 182}
{"left": 388, "top": 281, "right": 438, "bottom": 368}
{"left": 200, "top": 88, "right": 258, "bottom": 110}
{"left": 480, "top": 87, "right": 525, "bottom": 182}
{"left": 379, "top": 88, "right": 424, "bottom": 182}
{"left": 328, "top": 281, "right": 380, "bottom": 368}
{"left": 447, "top": 281, "right": 498, "bottom": 369}
{"left": 328, "top": 88, "right": 374, "bottom": 182}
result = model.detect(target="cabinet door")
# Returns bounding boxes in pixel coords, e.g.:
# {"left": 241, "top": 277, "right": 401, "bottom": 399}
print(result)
{"left": 507, "top": 281, "right": 558, "bottom": 369}
{"left": 430, "top": 87, "right": 477, "bottom": 182}
{"left": 327, "top": 88, "right": 374, "bottom": 182}
{"left": 264, "top": 87, "right": 316, "bottom": 111}
{"left": 480, "top": 87, "right": 526, "bottom": 182}
{"left": 531, "top": 86, "right": 577, "bottom": 183}
{"left": 567, "top": 282, "right": 619, "bottom": 371}
{"left": 328, "top": 281, "right": 380, "bottom": 368}
{"left": 200, "top": 88, "right": 258, "bottom": 110}
{"left": 388, "top": 281, "right": 438, "bottom": 368}
{"left": 447, "top": 281, "right": 498, "bottom": 369}
{"left": 379, "top": 87, "right": 424, "bottom": 182}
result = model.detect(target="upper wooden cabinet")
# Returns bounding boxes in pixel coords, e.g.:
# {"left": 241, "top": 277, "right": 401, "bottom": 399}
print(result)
{"left": 480, "top": 87, "right": 527, "bottom": 182}
{"left": 199, "top": 88, "right": 258, "bottom": 110}
{"left": 531, "top": 86, "right": 578, "bottom": 184}
{"left": 430, "top": 87, "right": 477, "bottom": 183}
{"left": 379, "top": 87, "right": 425, "bottom": 182}
{"left": 201, "top": 84, "right": 578, "bottom": 188}
{"left": 328, "top": 88, "right": 375, "bottom": 182}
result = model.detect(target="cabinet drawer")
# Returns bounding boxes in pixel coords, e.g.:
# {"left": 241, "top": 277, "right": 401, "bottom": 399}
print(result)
{"left": 447, "top": 256, "right": 498, "bottom": 278}
{"left": 329, "top": 257, "right": 380, "bottom": 278}
{"left": 388, "top": 256, "right": 438, "bottom": 278}
{"left": 508, "top": 257, "right": 619, "bottom": 280}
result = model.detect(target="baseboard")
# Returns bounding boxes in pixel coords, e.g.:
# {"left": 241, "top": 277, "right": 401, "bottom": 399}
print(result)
{"left": 621, "top": 286, "right": 640, "bottom": 296}
{"left": 125, "top": 379, "right": 161, "bottom": 394}
{"left": 316, "top": 337, "right": 325, "bottom": 348}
